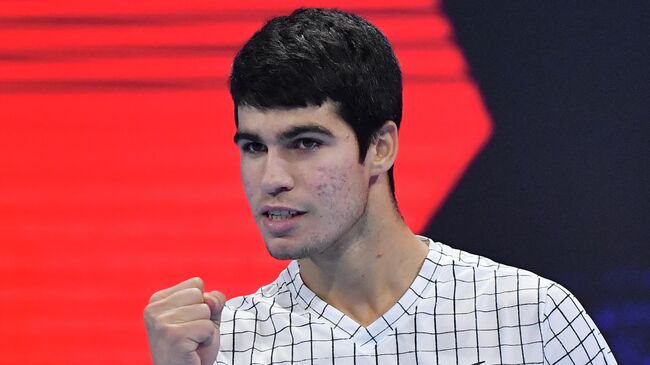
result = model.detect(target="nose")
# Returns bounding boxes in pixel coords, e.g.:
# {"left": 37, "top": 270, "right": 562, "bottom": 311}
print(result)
{"left": 260, "top": 151, "right": 294, "bottom": 196}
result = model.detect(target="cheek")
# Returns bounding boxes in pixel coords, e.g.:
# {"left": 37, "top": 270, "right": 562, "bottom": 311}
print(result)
{"left": 315, "top": 174, "right": 346, "bottom": 203}
{"left": 240, "top": 163, "right": 257, "bottom": 198}
{"left": 314, "top": 163, "right": 364, "bottom": 210}
{"left": 241, "top": 177, "right": 253, "bottom": 198}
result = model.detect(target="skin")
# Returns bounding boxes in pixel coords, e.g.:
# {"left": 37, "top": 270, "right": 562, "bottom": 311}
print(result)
{"left": 144, "top": 101, "right": 428, "bottom": 364}
{"left": 144, "top": 278, "right": 225, "bottom": 365}
{"left": 236, "top": 101, "right": 372, "bottom": 260}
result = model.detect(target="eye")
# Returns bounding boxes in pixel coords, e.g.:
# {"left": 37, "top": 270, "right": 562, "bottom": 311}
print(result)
{"left": 241, "top": 142, "right": 267, "bottom": 154}
{"left": 293, "top": 138, "right": 322, "bottom": 150}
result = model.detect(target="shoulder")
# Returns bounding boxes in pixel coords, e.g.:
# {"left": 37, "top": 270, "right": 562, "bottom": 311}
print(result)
{"left": 426, "top": 237, "right": 556, "bottom": 299}
{"left": 423, "top": 236, "right": 616, "bottom": 363}
{"left": 540, "top": 281, "right": 616, "bottom": 363}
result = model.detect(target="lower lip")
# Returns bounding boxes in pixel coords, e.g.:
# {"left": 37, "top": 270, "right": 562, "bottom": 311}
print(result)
{"left": 262, "top": 213, "right": 305, "bottom": 235}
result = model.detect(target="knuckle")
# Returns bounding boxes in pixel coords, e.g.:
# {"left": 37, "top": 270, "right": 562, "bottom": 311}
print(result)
{"left": 150, "top": 315, "right": 165, "bottom": 331}
{"left": 198, "top": 303, "right": 211, "bottom": 317}
{"left": 146, "top": 315, "right": 172, "bottom": 338}
{"left": 186, "top": 287, "right": 203, "bottom": 300}
{"left": 190, "top": 276, "right": 204, "bottom": 288}
{"left": 149, "top": 291, "right": 162, "bottom": 304}
{"left": 215, "top": 291, "right": 227, "bottom": 303}
{"left": 149, "top": 287, "right": 170, "bottom": 303}
{"left": 143, "top": 304, "right": 164, "bottom": 327}
{"left": 143, "top": 306, "right": 154, "bottom": 324}
{"left": 157, "top": 322, "right": 180, "bottom": 340}
{"left": 162, "top": 323, "right": 175, "bottom": 337}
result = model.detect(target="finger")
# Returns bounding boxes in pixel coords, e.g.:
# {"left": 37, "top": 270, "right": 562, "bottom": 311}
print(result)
{"left": 175, "top": 319, "right": 218, "bottom": 350}
{"left": 203, "top": 291, "right": 226, "bottom": 324}
{"left": 148, "top": 287, "right": 204, "bottom": 315}
{"left": 158, "top": 303, "right": 211, "bottom": 324}
{"left": 149, "top": 277, "right": 204, "bottom": 303}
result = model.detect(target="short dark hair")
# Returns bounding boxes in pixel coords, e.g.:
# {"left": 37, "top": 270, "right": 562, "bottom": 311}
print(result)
{"left": 229, "top": 7, "right": 402, "bottom": 198}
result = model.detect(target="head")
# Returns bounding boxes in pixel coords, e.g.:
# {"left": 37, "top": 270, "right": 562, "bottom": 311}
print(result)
{"left": 230, "top": 8, "right": 403, "bottom": 259}
{"left": 230, "top": 8, "right": 402, "bottom": 195}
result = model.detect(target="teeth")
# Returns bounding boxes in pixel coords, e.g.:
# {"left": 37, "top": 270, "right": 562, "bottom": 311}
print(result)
{"left": 267, "top": 210, "right": 298, "bottom": 220}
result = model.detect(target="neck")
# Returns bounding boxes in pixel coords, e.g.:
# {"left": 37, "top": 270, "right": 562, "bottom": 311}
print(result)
{"left": 298, "top": 183, "right": 429, "bottom": 326}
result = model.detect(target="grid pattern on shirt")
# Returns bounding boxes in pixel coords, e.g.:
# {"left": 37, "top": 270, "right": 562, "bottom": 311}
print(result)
{"left": 215, "top": 237, "right": 616, "bottom": 364}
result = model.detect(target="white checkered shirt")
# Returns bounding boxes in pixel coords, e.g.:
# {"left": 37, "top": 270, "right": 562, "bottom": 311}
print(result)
{"left": 216, "top": 236, "right": 616, "bottom": 364}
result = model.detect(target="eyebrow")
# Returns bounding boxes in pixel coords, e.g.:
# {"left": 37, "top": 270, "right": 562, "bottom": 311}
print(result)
{"left": 233, "top": 132, "right": 260, "bottom": 144}
{"left": 233, "top": 124, "right": 335, "bottom": 144}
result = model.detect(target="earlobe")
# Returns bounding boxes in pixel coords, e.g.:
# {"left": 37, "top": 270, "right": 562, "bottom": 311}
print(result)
{"left": 369, "top": 121, "right": 399, "bottom": 176}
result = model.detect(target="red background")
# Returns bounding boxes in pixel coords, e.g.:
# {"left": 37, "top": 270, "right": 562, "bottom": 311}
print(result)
{"left": 0, "top": 1, "right": 491, "bottom": 363}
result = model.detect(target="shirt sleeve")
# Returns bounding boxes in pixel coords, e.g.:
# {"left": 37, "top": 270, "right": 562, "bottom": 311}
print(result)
{"left": 541, "top": 282, "right": 617, "bottom": 364}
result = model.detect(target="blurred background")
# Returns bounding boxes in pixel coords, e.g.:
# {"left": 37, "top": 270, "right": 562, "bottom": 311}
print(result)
{"left": 1, "top": 0, "right": 647, "bottom": 364}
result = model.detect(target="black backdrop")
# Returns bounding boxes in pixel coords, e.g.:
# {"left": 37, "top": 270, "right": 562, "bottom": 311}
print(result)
{"left": 425, "top": 1, "right": 649, "bottom": 362}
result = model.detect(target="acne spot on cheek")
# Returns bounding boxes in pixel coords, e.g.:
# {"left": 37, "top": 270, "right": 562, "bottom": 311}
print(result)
{"left": 315, "top": 170, "right": 348, "bottom": 200}
{"left": 316, "top": 184, "right": 328, "bottom": 197}
{"left": 316, "top": 183, "right": 339, "bottom": 198}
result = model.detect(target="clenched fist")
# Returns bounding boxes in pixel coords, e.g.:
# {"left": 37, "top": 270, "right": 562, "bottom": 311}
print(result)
{"left": 144, "top": 277, "right": 226, "bottom": 365}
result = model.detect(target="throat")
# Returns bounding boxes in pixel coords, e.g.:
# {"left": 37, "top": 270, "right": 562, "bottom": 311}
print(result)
{"left": 330, "top": 292, "right": 399, "bottom": 327}
{"left": 299, "top": 234, "right": 430, "bottom": 327}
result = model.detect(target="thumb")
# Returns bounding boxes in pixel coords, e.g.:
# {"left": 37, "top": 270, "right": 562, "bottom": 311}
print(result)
{"left": 203, "top": 291, "right": 226, "bottom": 325}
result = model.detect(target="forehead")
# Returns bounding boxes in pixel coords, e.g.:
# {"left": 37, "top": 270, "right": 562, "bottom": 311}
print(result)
{"left": 236, "top": 101, "right": 350, "bottom": 137}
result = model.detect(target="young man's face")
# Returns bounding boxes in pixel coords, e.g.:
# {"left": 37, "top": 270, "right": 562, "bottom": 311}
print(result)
{"left": 235, "top": 101, "right": 371, "bottom": 260}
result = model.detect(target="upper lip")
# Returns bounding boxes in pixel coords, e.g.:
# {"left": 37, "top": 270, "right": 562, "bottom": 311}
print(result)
{"left": 259, "top": 205, "right": 306, "bottom": 215}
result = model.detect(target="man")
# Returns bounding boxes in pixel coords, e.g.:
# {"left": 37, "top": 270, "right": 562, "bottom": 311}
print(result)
{"left": 144, "top": 8, "right": 616, "bottom": 364}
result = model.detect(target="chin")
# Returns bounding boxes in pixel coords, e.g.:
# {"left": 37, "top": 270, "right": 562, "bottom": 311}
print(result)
{"left": 267, "top": 250, "right": 302, "bottom": 261}
{"left": 264, "top": 236, "right": 315, "bottom": 260}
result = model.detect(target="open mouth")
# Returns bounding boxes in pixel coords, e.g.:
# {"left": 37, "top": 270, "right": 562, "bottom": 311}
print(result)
{"left": 265, "top": 210, "right": 305, "bottom": 221}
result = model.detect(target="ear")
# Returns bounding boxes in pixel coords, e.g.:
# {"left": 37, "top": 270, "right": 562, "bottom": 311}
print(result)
{"left": 367, "top": 121, "right": 399, "bottom": 176}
